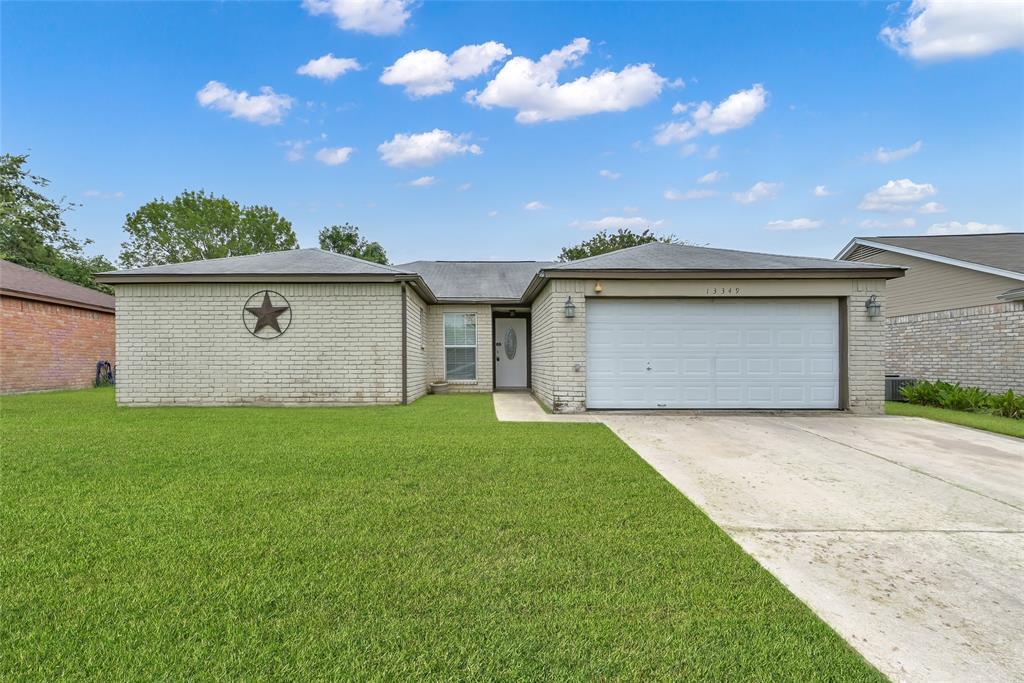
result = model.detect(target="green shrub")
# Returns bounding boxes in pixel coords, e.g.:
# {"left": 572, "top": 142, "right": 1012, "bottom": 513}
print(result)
{"left": 934, "top": 382, "right": 993, "bottom": 412}
{"left": 989, "top": 390, "right": 1024, "bottom": 420}
{"left": 901, "top": 380, "right": 941, "bottom": 406}
{"left": 959, "top": 386, "right": 991, "bottom": 412}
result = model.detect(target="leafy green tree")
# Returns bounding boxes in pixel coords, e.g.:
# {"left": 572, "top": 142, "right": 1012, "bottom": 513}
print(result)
{"left": 119, "top": 190, "right": 298, "bottom": 268}
{"left": 558, "top": 228, "right": 678, "bottom": 262}
{"left": 0, "top": 153, "right": 114, "bottom": 292}
{"left": 318, "top": 223, "right": 388, "bottom": 264}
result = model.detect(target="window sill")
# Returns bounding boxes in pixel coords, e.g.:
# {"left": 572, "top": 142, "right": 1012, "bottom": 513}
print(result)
{"left": 445, "top": 380, "right": 478, "bottom": 385}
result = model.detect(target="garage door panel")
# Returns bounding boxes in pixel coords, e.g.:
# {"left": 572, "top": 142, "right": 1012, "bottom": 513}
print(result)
{"left": 586, "top": 298, "right": 839, "bottom": 409}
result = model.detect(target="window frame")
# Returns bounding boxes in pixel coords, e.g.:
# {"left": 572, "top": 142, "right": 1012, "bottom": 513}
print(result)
{"left": 443, "top": 312, "right": 478, "bottom": 382}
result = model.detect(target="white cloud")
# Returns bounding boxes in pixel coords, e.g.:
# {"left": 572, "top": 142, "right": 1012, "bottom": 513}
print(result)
{"left": 733, "top": 181, "right": 781, "bottom": 204}
{"left": 523, "top": 200, "right": 549, "bottom": 210}
{"left": 765, "top": 218, "right": 822, "bottom": 231}
{"left": 408, "top": 175, "right": 437, "bottom": 187}
{"left": 377, "top": 129, "right": 482, "bottom": 167}
{"left": 865, "top": 140, "right": 923, "bottom": 163}
{"left": 859, "top": 218, "right": 918, "bottom": 230}
{"left": 654, "top": 84, "right": 768, "bottom": 145}
{"left": 918, "top": 201, "right": 947, "bottom": 214}
{"left": 927, "top": 221, "right": 1009, "bottom": 235}
{"left": 880, "top": 0, "right": 1024, "bottom": 62}
{"left": 664, "top": 188, "right": 715, "bottom": 201}
{"left": 813, "top": 184, "right": 833, "bottom": 197}
{"left": 281, "top": 139, "right": 310, "bottom": 162}
{"left": 83, "top": 190, "right": 124, "bottom": 199}
{"left": 697, "top": 170, "right": 726, "bottom": 184}
{"left": 301, "top": 0, "right": 412, "bottom": 35}
{"left": 468, "top": 38, "right": 666, "bottom": 123}
{"left": 599, "top": 169, "right": 622, "bottom": 180}
{"left": 671, "top": 101, "right": 688, "bottom": 115}
{"left": 571, "top": 216, "right": 665, "bottom": 231}
{"left": 314, "top": 146, "right": 354, "bottom": 165}
{"left": 457, "top": 182, "right": 472, "bottom": 191}
{"left": 381, "top": 42, "right": 511, "bottom": 97}
{"left": 680, "top": 143, "right": 698, "bottom": 157}
{"left": 487, "top": 210, "right": 499, "bottom": 217}
{"left": 196, "top": 81, "right": 293, "bottom": 125}
{"left": 858, "top": 178, "right": 937, "bottom": 211}
{"left": 297, "top": 54, "right": 363, "bottom": 81}
{"left": 704, "top": 145, "right": 720, "bottom": 160}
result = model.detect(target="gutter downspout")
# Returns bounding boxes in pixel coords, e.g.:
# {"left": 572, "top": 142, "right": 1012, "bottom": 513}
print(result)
{"left": 400, "top": 283, "right": 408, "bottom": 405}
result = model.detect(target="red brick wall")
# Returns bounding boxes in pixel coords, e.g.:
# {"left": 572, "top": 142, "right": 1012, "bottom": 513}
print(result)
{"left": 1, "top": 295, "right": 115, "bottom": 394}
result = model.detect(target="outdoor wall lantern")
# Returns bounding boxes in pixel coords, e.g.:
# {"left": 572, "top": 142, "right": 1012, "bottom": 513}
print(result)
{"left": 564, "top": 296, "right": 577, "bottom": 318}
{"left": 865, "top": 294, "right": 881, "bottom": 318}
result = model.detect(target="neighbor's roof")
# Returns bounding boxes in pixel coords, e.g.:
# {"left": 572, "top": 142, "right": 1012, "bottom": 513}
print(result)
{"left": 836, "top": 233, "right": 1024, "bottom": 280}
{"left": 544, "top": 241, "right": 902, "bottom": 273}
{"left": 397, "top": 260, "right": 557, "bottom": 301}
{"left": 0, "top": 259, "right": 115, "bottom": 312}
{"left": 96, "top": 248, "right": 414, "bottom": 280}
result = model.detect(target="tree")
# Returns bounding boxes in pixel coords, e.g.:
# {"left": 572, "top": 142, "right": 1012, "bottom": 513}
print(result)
{"left": 0, "top": 153, "right": 114, "bottom": 292}
{"left": 317, "top": 223, "right": 388, "bottom": 264}
{"left": 558, "top": 228, "right": 678, "bottom": 262}
{"left": 119, "top": 190, "right": 298, "bottom": 268}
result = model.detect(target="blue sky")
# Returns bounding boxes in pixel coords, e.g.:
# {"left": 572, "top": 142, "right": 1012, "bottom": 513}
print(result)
{"left": 3, "top": 1, "right": 1022, "bottom": 265}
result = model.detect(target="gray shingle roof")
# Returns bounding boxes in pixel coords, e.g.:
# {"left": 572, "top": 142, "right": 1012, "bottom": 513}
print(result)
{"left": 852, "top": 234, "right": 1023, "bottom": 275}
{"left": 546, "top": 241, "right": 899, "bottom": 272}
{"left": 1, "top": 259, "right": 115, "bottom": 312}
{"left": 97, "top": 248, "right": 413, "bottom": 278}
{"left": 397, "top": 261, "right": 556, "bottom": 300}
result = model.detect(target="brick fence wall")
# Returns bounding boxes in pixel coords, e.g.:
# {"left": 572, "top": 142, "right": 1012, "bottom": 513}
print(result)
{"left": 886, "top": 301, "right": 1024, "bottom": 393}
{"left": 1, "top": 295, "right": 115, "bottom": 394}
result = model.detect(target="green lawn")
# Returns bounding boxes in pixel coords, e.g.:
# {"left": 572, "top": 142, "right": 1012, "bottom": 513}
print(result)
{"left": 2, "top": 389, "right": 882, "bottom": 681}
{"left": 886, "top": 401, "right": 1024, "bottom": 439}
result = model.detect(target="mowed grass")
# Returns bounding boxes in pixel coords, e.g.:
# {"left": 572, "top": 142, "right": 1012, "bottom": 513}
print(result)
{"left": 2, "top": 389, "right": 882, "bottom": 681}
{"left": 886, "top": 401, "right": 1024, "bottom": 439}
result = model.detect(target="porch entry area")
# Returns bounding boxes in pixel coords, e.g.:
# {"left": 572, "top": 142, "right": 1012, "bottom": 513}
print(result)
{"left": 493, "top": 311, "right": 529, "bottom": 389}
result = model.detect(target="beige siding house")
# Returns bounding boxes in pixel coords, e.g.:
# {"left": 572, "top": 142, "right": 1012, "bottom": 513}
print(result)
{"left": 98, "top": 242, "right": 905, "bottom": 413}
{"left": 838, "top": 233, "right": 1024, "bottom": 392}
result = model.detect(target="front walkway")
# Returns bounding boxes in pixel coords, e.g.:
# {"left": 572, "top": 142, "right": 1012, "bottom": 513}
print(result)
{"left": 493, "top": 394, "right": 1024, "bottom": 682}
{"left": 491, "top": 392, "right": 595, "bottom": 422}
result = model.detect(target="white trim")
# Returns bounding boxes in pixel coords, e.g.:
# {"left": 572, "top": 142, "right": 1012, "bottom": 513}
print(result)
{"left": 443, "top": 311, "right": 478, "bottom": 382}
{"left": 836, "top": 238, "right": 1024, "bottom": 282}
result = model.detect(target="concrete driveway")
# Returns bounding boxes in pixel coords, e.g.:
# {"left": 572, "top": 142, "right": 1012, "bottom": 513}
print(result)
{"left": 598, "top": 413, "right": 1023, "bottom": 683}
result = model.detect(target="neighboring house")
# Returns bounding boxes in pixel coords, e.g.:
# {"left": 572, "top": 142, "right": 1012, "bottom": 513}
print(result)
{"left": 1, "top": 259, "right": 116, "bottom": 394}
{"left": 837, "top": 233, "right": 1024, "bottom": 393}
{"left": 95, "top": 242, "right": 904, "bottom": 413}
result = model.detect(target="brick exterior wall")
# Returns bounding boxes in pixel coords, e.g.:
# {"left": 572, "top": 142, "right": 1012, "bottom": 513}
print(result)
{"left": 531, "top": 279, "right": 889, "bottom": 414}
{"left": 885, "top": 301, "right": 1023, "bottom": 393}
{"left": 1, "top": 295, "right": 115, "bottom": 394}
{"left": 531, "top": 280, "right": 588, "bottom": 412}
{"left": 114, "top": 282, "right": 404, "bottom": 406}
{"left": 424, "top": 303, "right": 493, "bottom": 393}
{"left": 847, "top": 283, "right": 887, "bottom": 415}
{"left": 405, "top": 287, "right": 428, "bottom": 402}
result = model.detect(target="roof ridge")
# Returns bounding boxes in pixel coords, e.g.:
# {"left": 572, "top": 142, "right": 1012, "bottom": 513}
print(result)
{"left": 306, "top": 248, "right": 412, "bottom": 273}
{"left": 861, "top": 233, "right": 1023, "bottom": 239}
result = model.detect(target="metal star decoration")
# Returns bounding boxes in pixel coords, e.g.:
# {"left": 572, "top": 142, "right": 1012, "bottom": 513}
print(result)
{"left": 245, "top": 291, "right": 290, "bottom": 334}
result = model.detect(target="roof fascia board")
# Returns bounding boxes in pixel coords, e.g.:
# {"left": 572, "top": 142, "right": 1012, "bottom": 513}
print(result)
{"left": 538, "top": 268, "right": 905, "bottom": 280}
{"left": 839, "top": 238, "right": 1024, "bottom": 281}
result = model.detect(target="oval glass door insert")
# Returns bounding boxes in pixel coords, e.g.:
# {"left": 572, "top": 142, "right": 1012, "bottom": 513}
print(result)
{"left": 504, "top": 327, "right": 517, "bottom": 360}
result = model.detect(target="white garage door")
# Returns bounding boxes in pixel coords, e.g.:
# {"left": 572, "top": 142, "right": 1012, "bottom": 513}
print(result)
{"left": 586, "top": 298, "right": 839, "bottom": 409}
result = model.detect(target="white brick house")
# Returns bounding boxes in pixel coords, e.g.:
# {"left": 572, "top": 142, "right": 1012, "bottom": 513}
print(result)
{"left": 97, "top": 243, "right": 905, "bottom": 413}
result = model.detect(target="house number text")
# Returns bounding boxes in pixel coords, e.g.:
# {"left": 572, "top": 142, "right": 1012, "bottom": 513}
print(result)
{"left": 705, "top": 286, "right": 742, "bottom": 295}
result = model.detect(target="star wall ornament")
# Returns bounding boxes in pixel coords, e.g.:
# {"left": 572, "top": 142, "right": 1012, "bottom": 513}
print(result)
{"left": 243, "top": 290, "right": 292, "bottom": 338}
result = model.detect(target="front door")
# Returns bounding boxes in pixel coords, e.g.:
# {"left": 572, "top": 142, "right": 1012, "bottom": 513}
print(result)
{"left": 494, "top": 317, "right": 528, "bottom": 388}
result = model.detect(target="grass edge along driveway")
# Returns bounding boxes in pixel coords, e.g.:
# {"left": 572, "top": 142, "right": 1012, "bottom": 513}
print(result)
{"left": 2, "top": 389, "right": 883, "bottom": 681}
{"left": 886, "top": 400, "right": 1024, "bottom": 439}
